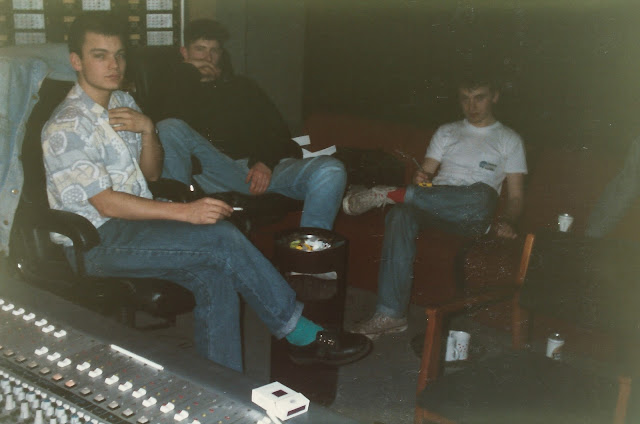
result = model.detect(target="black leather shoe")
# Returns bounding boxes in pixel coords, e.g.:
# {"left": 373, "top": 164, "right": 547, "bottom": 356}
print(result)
{"left": 287, "top": 330, "right": 372, "bottom": 366}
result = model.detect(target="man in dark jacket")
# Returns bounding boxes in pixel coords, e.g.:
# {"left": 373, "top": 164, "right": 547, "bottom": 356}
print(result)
{"left": 148, "top": 19, "right": 346, "bottom": 230}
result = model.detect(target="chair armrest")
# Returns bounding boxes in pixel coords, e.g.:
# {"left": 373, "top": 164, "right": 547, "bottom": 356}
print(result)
{"left": 147, "top": 178, "right": 195, "bottom": 203}
{"left": 34, "top": 209, "right": 100, "bottom": 252}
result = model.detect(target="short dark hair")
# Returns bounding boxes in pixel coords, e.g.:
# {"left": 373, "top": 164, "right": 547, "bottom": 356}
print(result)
{"left": 68, "top": 13, "right": 127, "bottom": 57}
{"left": 184, "top": 19, "right": 229, "bottom": 47}
{"left": 457, "top": 70, "right": 500, "bottom": 93}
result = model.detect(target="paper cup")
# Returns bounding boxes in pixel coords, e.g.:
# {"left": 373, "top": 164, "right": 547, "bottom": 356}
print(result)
{"left": 445, "top": 331, "right": 458, "bottom": 361}
{"left": 453, "top": 331, "right": 471, "bottom": 361}
{"left": 446, "top": 330, "right": 471, "bottom": 361}
{"left": 558, "top": 213, "right": 574, "bottom": 232}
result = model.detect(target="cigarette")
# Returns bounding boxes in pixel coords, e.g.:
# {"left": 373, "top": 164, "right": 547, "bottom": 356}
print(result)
{"left": 233, "top": 207, "right": 244, "bottom": 211}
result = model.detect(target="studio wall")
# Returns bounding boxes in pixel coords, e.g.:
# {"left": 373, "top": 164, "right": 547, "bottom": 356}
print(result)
{"left": 303, "top": 0, "right": 640, "bottom": 151}
{"left": 187, "top": 1, "right": 640, "bottom": 151}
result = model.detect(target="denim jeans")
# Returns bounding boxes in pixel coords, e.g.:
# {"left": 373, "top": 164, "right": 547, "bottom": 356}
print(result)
{"left": 69, "top": 218, "right": 302, "bottom": 372}
{"left": 376, "top": 183, "right": 498, "bottom": 317}
{"left": 156, "top": 118, "right": 347, "bottom": 230}
{"left": 585, "top": 136, "right": 640, "bottom": 238}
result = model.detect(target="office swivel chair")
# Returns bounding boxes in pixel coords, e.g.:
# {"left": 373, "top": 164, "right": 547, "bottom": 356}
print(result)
{"left": 9, "top": 77, "right": 195, "bottom": 329}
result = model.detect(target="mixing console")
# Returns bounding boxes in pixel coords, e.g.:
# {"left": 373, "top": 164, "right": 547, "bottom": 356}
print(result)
{"left": 0, "top": 296, "right": 266, "bottom": 424}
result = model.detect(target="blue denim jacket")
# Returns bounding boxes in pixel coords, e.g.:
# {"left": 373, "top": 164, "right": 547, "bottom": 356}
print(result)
{"left": 0, "top": 44, "right": 76, "bottom": 256}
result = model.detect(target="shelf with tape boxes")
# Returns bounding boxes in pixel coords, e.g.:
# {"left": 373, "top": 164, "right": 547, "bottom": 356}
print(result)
{"left": 144, "top": 0, "right": 180, "bottom": 46}
{"left": 7, "top": 0, "right": 46, "bottom": 46}
{"left": 0, "top": 0, "right": 9, "bottom": 47}
{"left": 0, "top": 15, "right": 9, "bottom": 48}
{"left": 0, "top": 0, "right": 182, "bottom": 47}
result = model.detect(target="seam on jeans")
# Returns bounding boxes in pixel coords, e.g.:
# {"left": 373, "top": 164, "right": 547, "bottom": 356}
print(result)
{"left": 90, "top": 246, "right": 216, "bottom": 255}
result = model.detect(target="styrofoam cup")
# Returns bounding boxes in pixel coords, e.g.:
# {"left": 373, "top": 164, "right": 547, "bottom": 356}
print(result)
{"left": 558, "top": 213, "right": 574, "bottom": 232}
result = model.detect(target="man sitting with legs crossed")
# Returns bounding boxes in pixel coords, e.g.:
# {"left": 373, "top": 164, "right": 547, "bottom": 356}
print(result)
{"left": 147, "top": 19, "right": 346, "bottom": 230}
{"left": 343, "top": 74, "right": 527, "bottom": 338}
{"left": 42, "top": 12, "right": 370, "bottom": 371}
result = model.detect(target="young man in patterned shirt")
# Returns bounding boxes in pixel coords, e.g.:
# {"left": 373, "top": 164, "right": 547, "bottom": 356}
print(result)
{"left": 41, "top": 12, "right": 370, "bottom": 372}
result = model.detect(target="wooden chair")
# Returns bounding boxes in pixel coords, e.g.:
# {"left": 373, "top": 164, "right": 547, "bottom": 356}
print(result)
{"left": 415, "top": 235, "right": 532, "bottom": 392}
{"left": 414, "top": 233, "right": 637, "bottom": 424}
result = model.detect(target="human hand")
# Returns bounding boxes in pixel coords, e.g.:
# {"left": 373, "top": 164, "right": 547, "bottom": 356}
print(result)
{"left": 493, "top": 220, "right": 518, "bottom": 239}
{"left": 185, "top": 59, "right": 222, "bottom": 82}
{"left": 413, "top": 169, "right": 432, "bottom": 185}
{"left": 109, "top": 107, "right": 154, "bottom": 135}
{"left": 183, "top": 197, "right": 233, "bottom": 224}
{"left": 246, "top": 162, "right": 272, "bottom": 194}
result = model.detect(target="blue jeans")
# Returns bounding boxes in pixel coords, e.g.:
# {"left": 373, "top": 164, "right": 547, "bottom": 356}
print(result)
{"left": 68, "top": 219, "right": 302, "bottom": 372}
{"left": 376, "top": 183, "right": 498, "bottom": 317}
{"left": 586, "top": 136, "right": 640, "bottom": 238}
{"left": 156, "top": 119, "right": 347, "bottom": 230}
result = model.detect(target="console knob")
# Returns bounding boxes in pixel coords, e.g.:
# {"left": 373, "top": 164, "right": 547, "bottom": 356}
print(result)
{"left": 19, "top": 401, "right": 30, "bottom": 420}
{"left": 4, "top": 393, "right": 15, "bottom": 411}
{"left": 55, "top": 405, "right": 66, "bottom": 417}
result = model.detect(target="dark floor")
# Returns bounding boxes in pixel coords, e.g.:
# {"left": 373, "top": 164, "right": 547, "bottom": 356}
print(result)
{"left": 143, "top": 286, "right": 522, "bottom": 424}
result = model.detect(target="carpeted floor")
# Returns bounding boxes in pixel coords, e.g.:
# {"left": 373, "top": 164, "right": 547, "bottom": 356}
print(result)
{"left": 3, "top": 255, "right": 632, "bottom": 424}
{"left": 143, "top": 286, "right": 518, "bottom": 424}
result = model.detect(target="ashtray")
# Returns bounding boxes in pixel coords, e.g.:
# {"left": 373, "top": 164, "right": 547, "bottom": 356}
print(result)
{"left": 288, "top": 234, "right": 331, "bottom": 252}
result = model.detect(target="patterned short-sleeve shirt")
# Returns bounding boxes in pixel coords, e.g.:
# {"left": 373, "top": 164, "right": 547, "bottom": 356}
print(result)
{"left": 42, "top": 83, "right": 152, "bottom": 245}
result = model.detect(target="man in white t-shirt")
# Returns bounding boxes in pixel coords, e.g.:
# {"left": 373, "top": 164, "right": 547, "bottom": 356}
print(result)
{"left": 343, "top": 76, "right": 527, "bottom": 338}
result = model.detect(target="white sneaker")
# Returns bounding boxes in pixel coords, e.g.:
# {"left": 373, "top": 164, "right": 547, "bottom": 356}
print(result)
{"left": 342, "top": 185, "right": 397, "bottom": 215}
{"left": 350, "top": 312, "right": 408, "bottom": 339}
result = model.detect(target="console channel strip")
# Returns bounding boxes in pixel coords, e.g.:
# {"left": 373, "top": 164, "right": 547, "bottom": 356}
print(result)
{"left": 0, "top": 297, "right": 265, "bottom": 424}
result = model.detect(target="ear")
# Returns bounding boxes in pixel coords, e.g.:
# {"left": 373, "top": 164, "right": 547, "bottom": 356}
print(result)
{"left": 491, "top": 90, "right": 500, "bottom": 104}
{"left": 179, "top": 46, "right": 189, "bottom": 62}
{"left": 70, "top": 52, "right": 82, "bottom": 72}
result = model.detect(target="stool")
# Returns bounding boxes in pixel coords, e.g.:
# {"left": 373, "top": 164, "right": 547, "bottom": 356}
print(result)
{"left": 273, "top": 227, "right": 349, "bottom": 332}
{"left": 270, "top": 227, "right": 349, "bottom": 405}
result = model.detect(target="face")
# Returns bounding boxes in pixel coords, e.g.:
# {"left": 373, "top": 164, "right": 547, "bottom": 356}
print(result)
{"left": 181, "top": 38, "right": 223, "bottom": 66}
{"left": 70, "top": 32, "right": 125, "bottom": 104}
{"left": 458, "top": 86, "right": 499, "bottom": 127}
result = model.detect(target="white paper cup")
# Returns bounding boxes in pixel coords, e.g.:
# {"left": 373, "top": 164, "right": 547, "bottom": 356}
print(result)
{"left": 558, "top": 213, "right": 574, "bottom": 232}
{"left": 446, "top": 330, "right": 471, "bottom": 361}
{"left": 445, "top": 331, "right": 458, "bottom": 361}
{"left": 453, "top": 331, "right": 471, "bottom": 361}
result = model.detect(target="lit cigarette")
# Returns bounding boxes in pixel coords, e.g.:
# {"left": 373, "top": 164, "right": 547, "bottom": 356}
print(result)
{"left": 233, "top": 207, "right": 244, "bottom": 211}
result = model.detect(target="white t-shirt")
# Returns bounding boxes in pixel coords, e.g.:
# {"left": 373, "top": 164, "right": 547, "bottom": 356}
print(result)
{"left": 425, "top": 119, "right": 527, "bottom": 193}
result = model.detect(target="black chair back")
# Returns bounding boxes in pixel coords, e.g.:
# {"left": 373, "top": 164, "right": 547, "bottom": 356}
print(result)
{"left": 10, "top": 79, "right": 76, "bottom": 284}
{"left": 9, "top": 78, "right": 195, "bottom": 327}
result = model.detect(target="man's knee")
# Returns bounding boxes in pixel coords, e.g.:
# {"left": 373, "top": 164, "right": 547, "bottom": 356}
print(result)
{"left": 310, "top": 156, "right": 347, "bottom": 183}
{"left": 156, "top": 118, "right": 189, "bottom": 134}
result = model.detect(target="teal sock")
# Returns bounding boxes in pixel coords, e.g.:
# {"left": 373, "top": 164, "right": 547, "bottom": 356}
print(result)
{"left": 285, "top": 316, "right": 323, "bottom": 346}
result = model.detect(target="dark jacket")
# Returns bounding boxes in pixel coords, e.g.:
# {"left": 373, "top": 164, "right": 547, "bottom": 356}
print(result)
{"left": 147, "top": 58, "right": 302, "bottom": 170}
